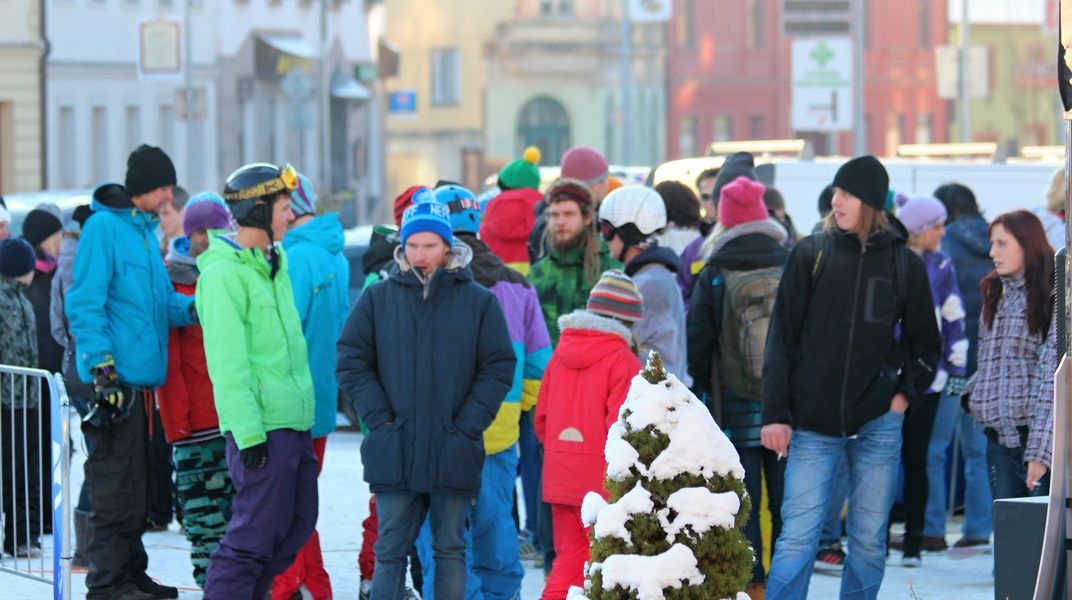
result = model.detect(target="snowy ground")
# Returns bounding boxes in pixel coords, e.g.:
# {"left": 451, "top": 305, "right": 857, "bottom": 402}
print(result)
{"left": 2, "top": 423, "right": 1004, "bottom": 599}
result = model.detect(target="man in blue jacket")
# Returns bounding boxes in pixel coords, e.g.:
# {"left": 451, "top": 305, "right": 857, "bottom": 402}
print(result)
{"left": 336, "top": 198, "right": 516, "bottom": 600}
{"left": 66, "top": 144, "right": 197, "bottom": 600}
{"left": 272, "top": 173, "right": 348, "bottom": 600}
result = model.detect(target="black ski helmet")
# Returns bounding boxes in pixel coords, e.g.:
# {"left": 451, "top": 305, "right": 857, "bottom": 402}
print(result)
{"left": 222, "top": 162, "right": 298, "bottom": 228}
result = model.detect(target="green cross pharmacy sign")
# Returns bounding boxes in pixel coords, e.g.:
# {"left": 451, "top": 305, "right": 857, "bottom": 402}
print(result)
{"left": 791, "top": 37, "right": 853, "bottom": 131}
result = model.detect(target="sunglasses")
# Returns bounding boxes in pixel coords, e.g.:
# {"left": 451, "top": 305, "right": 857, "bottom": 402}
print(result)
{"left": 700, "top": 193, "right": 713, "bottom": 201}
{"left": 599, "top": 221, "right": 617, "bottom": 242}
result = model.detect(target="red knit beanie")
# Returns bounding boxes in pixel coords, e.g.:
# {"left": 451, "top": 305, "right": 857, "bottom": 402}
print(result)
{"left": 717, "top": 176, "right": 768, "bottom": 229}
{"left": 394, "top": 185, "right": 430, "bottom": 227}
{"left": 480, "top": 188, "right": 541, "bottom": 264}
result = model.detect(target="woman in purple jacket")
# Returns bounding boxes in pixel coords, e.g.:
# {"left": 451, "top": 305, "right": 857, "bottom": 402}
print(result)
{"left": 891, "top": 195, "right": 969, "bottom": 566}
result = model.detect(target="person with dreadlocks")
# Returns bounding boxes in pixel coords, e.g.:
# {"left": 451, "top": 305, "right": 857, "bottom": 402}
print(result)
{"left": 195, "top": 162, "right": 319, "bottom": 599}
{"left": 529, "top": 178, "right": 620, "bottom": 346}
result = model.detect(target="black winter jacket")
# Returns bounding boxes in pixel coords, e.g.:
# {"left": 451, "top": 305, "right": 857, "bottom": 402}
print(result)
{"left": 761, "top": 225, "right": 941, "bottom": 437}
{"left": 336, "top": 245, "right": 516, "bottom": 495}
{"left": 688, "top": 221, "right": 789, "bottom": 398}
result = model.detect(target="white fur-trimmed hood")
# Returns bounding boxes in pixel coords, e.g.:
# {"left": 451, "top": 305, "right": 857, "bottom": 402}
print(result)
{"left": 557, "top": 309, "right": 633, "bottom": 344}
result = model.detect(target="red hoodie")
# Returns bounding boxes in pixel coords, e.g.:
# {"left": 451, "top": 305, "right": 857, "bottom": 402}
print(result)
{"left": 535, "top": 310, "right": 641, "bottom": 506}
{"left": 156, "top": 265, "right": 220, "bottom": 444}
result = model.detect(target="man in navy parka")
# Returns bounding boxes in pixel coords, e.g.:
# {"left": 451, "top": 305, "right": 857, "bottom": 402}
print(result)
{"left": 336, "top": 199, "right": 515, "bottom": 600}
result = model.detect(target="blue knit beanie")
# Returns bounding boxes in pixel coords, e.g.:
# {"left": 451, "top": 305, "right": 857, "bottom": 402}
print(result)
{"left": 291, "top": 174, "right": 318, "bottom": 217}
{"left": 0, "top": 238, "right": 36, "bottom": 278}
{"left": 434, "top": 184, "right": 481, "bottom": 234}
{"left": 400, "top": 200, "right": 453, "bottom": 246}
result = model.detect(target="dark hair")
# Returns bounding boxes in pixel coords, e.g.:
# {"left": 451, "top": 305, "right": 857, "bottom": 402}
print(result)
{"left": 933, "top": 183, "right": 980, "bottom": 222}
{"left": 980, "top": 210, "right": 1054, "bottom": 336}
{"left": 172, "top": 185, "right": 190, "bottom": 210}
{"left": 654, "top": 180, "right": 702, "bottom": 229}
{"left": 695, "top": 168, "right": 720, "bottom": 190}
{"left": 763, "top": 186, "right": 785, "bottom": 212}
{"left": 817, "top": 184, "right": 834, "bottom": 218}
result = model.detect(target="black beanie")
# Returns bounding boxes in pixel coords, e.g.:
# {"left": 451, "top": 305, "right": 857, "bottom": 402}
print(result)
{"left": 712, "top": 152, "right": 757, "bottom": 202}
{"left": 21, "top": 209, "right": 63, "bottom": 247}
{"left": 72, "top": 204, "right": 93, "bottom": 228}
{"left": 832, "top": 155, "right": 889, "bottom": 211}
{"left": 0, "top": 238, "right": 36, "bottom": 278}
{"left": 124, "top": 144, "right": 177, "bottom": 197}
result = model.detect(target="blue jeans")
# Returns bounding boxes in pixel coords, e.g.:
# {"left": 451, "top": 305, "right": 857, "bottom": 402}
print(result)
{"left": 372, "top": 491, "right": 472, "bottom": 600}
{"left": 518, "top": 413, "right": 541, "bottom": 536}
{"left": 923, "top": 396, "right": 993, "bottom": 540}
{"left": 766, "top": 411, "right": 904, "bottom": 600}
{"left": 986, "top": 433, "right": 1050, "bottom": 501}
{"left": 417, "top": 447, "right": 524, "bottom": 600}
{"left": 820, "top": 455, "right": 849, "bottom": 545}
{"left": 739, "top": 446, "right": 786, "bottom": 584}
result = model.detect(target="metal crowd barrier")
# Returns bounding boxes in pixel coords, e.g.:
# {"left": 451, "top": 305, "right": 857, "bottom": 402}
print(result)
{"left": 0, "top": 365, "right": 71, "bottom": 600}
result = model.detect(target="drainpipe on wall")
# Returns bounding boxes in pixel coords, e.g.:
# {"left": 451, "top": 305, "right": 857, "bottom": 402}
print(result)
{"left": 39, "top": 0, "right": 50, "bottom": 189}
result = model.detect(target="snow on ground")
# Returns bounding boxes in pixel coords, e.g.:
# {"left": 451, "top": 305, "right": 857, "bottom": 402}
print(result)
{"left": 0, "top": 421, "right": 1005, "bottom": 599}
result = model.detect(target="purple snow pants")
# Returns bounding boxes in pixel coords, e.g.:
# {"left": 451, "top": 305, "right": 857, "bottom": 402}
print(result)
{"left": 202, "top": 429, "right": 319, "bottom": 599}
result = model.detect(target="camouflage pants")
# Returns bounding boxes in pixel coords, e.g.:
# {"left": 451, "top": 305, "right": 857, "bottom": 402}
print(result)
{"left": 174, "top": 437, "right": 234, "bottom": 588}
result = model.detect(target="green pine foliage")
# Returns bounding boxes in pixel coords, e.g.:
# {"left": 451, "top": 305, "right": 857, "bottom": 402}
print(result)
{"left": 584, "top": 352, "right": 753, "bottom": 599}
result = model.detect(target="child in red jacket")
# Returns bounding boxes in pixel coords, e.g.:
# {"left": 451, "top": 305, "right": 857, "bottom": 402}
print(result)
{"left": 535, "top": 269, "right": 644, "bottom": 600}
{"left": 156, "top": 196, "right": 236, "bottom": 587}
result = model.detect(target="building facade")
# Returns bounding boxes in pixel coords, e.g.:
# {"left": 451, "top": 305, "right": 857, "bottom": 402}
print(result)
{"left": 0, "top": 0, "right": 44, "bottom": 192}
{"left": 47, "top": 0, "right": 219, "bottom": 193}
{"left": 381, "top": 0, "right": 513, "bottom": 197}
{"left": 948, "top": 3, "right": 1061, "bottom": 152}
{"left": 666, "top": 0, "right": 949, "bottom": 159}
{"left": 485, "top": 0, "right": 667, "bottom": 170}
{"left": 215, "top": 0, "right": 378, "bottom": 225}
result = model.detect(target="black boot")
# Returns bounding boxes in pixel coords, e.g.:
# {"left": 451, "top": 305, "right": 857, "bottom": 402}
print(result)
{"left": 72, "top": 509, "right": 91, "bottom": 569}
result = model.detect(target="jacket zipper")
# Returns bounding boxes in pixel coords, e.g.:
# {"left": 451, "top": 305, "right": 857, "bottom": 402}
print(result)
{"left": 838, "top": 244, "right": 866, "bottom": 436}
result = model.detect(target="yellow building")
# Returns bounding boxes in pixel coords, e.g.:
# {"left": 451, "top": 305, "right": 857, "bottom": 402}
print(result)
{"left": 383, "top": 0, "right": 514, "bottom": 199}
{"left": 949, "top": 12, "right": 1062, "bottom": 151}
{"left": 0, "top": 0, "right": 43, "bottom": 192}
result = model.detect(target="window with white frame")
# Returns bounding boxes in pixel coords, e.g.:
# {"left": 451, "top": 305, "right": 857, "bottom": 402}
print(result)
{"left": 431, "top": 48, "right": 461, "bottom": 106}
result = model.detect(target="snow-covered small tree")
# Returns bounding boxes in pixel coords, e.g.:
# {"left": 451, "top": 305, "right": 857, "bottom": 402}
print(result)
{"left": 573, "top": 352, "right": 753, "bottom": 600}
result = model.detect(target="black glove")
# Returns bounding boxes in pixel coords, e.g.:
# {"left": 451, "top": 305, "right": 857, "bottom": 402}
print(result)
{"left": 240, "top": 442, "right": 268, "bottom": 470}
{"left": 84, "top": 362, "right": 126, "bottom": 427}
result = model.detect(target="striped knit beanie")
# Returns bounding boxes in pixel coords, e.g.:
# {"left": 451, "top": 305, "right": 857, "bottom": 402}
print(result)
{"left": 290, "top": 174, "right": 318, "bottom": 217}
{"left": 587, "top": 269, "right": 644, "bottom": 323}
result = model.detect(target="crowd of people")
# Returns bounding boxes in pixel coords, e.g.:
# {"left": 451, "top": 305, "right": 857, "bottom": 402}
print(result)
{"left": 0, "top": 141, "right": 1063, "bottom": 600}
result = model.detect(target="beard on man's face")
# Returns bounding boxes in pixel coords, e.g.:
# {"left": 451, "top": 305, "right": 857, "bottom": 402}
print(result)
{"left": 548, "top": 228, "right": 588, "bottom": 253}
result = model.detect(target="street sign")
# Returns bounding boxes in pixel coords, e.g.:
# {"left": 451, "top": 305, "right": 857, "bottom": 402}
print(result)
{"left": 388, "top": 89, "right": 417, "bottom": 117}
{"left": 627, "top": 0, "right": 672, "bottom": 23}
{"left": 791, "top": 37, "right": 852, "bottom": 131}
{"left": 280, "top": 67, "right": 315, "bottom": 101}
{"left": 934, "top": 46, "right": 989, "bottom": 99}
{"left": 781, "top": 0, "right": 851, "bottom": 37}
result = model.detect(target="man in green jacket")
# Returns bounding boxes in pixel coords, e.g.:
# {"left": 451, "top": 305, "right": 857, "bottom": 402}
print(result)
{"left": 195, "top": 162, "right": 318, "bottom": 600}
{"left": 529, "top": 178, "right": 620, "bottom": 345}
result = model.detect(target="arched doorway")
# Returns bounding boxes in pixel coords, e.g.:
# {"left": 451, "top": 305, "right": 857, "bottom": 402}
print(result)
{"left": 517, "top": 97, "right": 570, "bottom": 166}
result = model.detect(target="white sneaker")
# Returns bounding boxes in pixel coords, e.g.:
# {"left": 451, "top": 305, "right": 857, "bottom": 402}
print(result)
{"left": 901, "top": 554, "right": 922, "bottom": 568}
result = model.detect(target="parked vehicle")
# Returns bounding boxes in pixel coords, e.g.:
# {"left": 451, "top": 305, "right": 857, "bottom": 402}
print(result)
{"left": 3, "top": 189, "right": 95, "bottom": 236}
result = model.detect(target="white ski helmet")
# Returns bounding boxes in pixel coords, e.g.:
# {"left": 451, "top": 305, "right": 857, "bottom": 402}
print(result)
{"left": 597, "top": 185, "right": 667, "bottom": 246}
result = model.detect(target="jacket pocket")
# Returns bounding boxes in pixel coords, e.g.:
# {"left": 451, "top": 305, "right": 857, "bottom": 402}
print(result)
{"left": 361, "top": 419, "right": 405, "bottom": 486}
{"left": 863, "top": 276, "right": 896, "bottom": 325}
{"left": 436, "top": 420, "right": 485, "bottom": 491}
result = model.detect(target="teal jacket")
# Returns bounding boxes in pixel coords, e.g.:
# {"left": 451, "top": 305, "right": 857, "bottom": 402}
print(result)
{"left": 196, "top": 234, "right": 315, "bottom": 449}
{"left": 66, "top": 184, "right": 195, "bottom": 386}
{"left": 284, "top": 213, "right": 350, "bottom": 438}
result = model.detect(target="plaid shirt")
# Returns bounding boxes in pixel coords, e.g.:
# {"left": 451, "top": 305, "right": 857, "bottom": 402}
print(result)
{"left": 967, "top": 275, "right": 1057, "bottom": 467}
